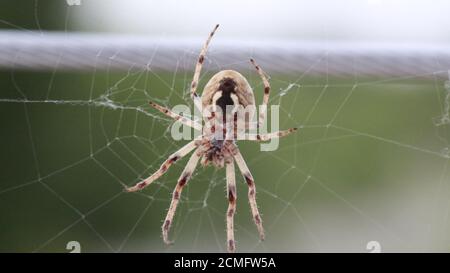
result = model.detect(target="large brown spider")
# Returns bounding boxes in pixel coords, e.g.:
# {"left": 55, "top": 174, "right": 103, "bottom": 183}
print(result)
{"left": 126, "top": 24, "right": 297, "bottom": 253}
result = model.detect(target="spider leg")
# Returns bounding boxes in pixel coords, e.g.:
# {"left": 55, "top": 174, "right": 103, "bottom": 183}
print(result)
{"left": 245, "top": 128, "right": 298, "bottom": 141}
{"left": 250, "top": 58, "right": 270, "bottom": 130}
{"left": 125, "top": 139, "right": 200, "bottom": 192}
{"left": 190, "top": 24, "right": 219, "bottom": 111}
{"left": 226, "top": 160, "right": 237, "bottom": 252}
{"left": 232, "top": 146, "right": 265, "bottom": 241}
{"left": 162, "top": 148, "right": 201, "bottom": 245}
{"left": 149, "top": 101, "right": 202, "bottom": 131}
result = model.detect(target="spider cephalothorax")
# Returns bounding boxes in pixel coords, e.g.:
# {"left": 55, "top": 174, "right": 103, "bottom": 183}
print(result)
{"left": 199, "top": 139, "right": 236, "bottom": 168}
{"left": 126, "top": 24, "right": 297, "bottom": 253}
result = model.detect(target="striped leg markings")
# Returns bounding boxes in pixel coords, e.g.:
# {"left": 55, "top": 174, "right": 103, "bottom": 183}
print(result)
{"left": 149, "top": 101, "right": 202, "bottom": 131}
{"left": 190, "top": 24, "right": 220, "bottom": 111}
{"left": 226, "top": 160, "right": 237, "bottom": 252}
{"left": 162, "top": 149, "right": 201, "bottom": 245}
{"left": 125, "top": 139, "right": 199, "bottom": 192}
{"left": 233, "top": 147, "right": 265, "bottom": 241}
{"left": 250, "top": 58, "right": 271, "bottom": 130}
{"left": 245, "top": 128, "right": 298, "bottom": 141}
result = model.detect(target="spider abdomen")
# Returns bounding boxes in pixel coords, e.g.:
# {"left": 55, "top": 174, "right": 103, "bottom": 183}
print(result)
{"left": 201, "top": 70, "right": 255, "bottom": 111}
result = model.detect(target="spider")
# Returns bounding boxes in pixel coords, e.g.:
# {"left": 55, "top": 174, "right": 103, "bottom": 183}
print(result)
{"left": 126, "top": 24, "right": 297, "bottom": 253}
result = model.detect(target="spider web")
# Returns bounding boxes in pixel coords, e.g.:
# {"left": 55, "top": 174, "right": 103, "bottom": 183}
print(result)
{"left": 1, "top": 1, "right": 450, "bottom": 253}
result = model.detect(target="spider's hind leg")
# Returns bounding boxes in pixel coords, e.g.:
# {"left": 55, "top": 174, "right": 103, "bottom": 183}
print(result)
{"left": 125, "top": 139, "right": 200, "bottom": 192}
{"left": 232, "top": 145, "right": 265, "bottom": 241}
{"left": 226, "top": 160, "right": 237, "bottom": 252}
{"left": 162, "top": 148, "right": 202, "bottom": 245}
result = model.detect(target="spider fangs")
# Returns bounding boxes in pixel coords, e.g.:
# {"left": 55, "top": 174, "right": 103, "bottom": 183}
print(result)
{"left": 125, "top": 24, "right": 297, "bottom": 253}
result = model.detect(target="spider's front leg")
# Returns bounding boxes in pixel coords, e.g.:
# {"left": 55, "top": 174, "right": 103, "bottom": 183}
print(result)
{"left": 190, "top": 24, "right": 219, "bottom": 111}
{"left": 226, "top": 160, "right": 237, "bottom": 253}
{"left": 250, "top": 58, "right": 270, "bottom": 130}
{"left": 162, "top": 148, "right": 201, "bottom": 245}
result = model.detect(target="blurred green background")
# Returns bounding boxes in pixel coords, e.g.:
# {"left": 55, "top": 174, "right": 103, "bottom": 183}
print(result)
{"left": 1, "top": 0, "right": 450, "bottom": 253}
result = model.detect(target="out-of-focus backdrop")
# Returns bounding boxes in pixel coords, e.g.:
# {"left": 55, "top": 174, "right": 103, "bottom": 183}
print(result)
{"left": 1, "top": 0, "right": 450, "bottom": 253}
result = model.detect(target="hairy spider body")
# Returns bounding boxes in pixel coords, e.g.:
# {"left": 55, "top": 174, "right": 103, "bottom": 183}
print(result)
{"left": 199, "top": 139, "right": 233, "bottom": 168}
{"left": 126, "top": 24, "right": 297, "bottom": 253}
{"left": 199, "top": 70, "right": 254, "bottom": 168}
